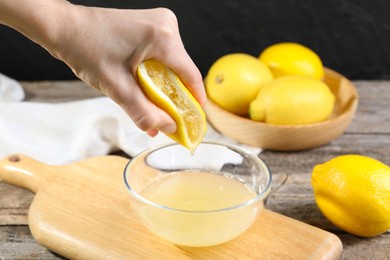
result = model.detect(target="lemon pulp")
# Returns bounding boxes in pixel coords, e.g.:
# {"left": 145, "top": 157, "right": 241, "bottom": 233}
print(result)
{"left": 137, "top": 60, "right": 207, "bottom": 152}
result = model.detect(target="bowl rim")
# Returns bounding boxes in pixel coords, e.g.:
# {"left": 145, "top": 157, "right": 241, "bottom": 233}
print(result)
{"left": 123, "top": 141, "right": 272, "bottom": 213}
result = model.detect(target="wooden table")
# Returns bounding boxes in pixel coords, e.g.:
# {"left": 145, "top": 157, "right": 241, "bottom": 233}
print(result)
{"left": 0, "top": 80, "right": 389, "bottom": 259}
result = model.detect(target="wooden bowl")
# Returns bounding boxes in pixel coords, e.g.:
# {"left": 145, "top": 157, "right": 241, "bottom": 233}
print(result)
{"left": 204, "top": 68, "right": 359, "bottom": 151}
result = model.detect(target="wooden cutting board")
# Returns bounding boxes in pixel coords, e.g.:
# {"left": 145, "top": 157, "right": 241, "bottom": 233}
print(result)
{"left": 0, "top": 154, "right": 342, "bottom": 259}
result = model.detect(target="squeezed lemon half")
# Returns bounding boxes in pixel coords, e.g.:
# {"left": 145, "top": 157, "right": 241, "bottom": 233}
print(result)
{"left": 137, "top": 60, "right": 207, "bottom": 152}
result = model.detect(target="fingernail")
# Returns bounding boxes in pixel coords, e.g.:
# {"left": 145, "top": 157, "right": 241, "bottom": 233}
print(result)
{"left": 160, "top": 124, "right": 176, "bottom": 134}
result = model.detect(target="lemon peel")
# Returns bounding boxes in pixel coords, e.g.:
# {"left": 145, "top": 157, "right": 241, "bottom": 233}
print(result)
{"left": 249, "top": 75, "right": 335, "bottom": 125}
{"left": 312, "top": 155, "right": 390, "bottom": 237}
{"left": 206, "top": 53, "right": 273, "bottom": 116}
{"left": 259, "top": 42, "right": 324, "bottom": 80}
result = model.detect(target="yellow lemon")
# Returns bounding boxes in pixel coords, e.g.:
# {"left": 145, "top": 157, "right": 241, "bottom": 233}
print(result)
{"left": 249, "top": 75, "right": 335, "bottom": 125}
{"left": 259, "top": 42, "right": 324, "bottom": 79}
{"left": 205, "top": 53, "right": 273, "bottom": 116}
{"left": 137, "top": 60, "right": 207, "bottom": 152}
{"left": 311, "top": 155, "right": 390, "bottom": 237}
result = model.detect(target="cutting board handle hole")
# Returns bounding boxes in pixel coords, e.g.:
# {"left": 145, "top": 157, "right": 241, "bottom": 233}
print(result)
{"left": 8, "top": 155, "right": 21, "bottom": 162}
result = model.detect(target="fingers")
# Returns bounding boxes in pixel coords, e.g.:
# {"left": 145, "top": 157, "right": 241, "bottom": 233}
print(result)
{"left": 109, "top": 73, "right": 177, "bottom": 134}
{"left": 146, "top": 129, "right": 159, "bottom": 137}
{"left": 135, "top": 8, "right": 207, "bottom": 107}
{"left": 98, "top": 7, "right": 205, "bottom": 135}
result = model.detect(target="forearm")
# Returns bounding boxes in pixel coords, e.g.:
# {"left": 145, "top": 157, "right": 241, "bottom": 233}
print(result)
{"left": 0, "top": 2, "right": 205, "bottom": 134}
{"left": 0, "top": 0, "right": 71, "bottom": 54}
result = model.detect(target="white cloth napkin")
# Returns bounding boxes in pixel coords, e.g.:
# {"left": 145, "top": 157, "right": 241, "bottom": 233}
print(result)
{"left": 0, "top": 73, "right": 261, "bottom": 165}
{"left": 0, "top": 73, "right": 25, "bottom": 101}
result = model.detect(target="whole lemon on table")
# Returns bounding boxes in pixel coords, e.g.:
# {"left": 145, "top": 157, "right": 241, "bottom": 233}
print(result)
{"left": 259, "top": 42, "right": 324, "bottom": 80}
{"left": 205, "top": 53, "right": 273, "bottom": 116}
{"left": 312, "top": 155, "right": 390, "bottom": 237}
{"left": 249, "top": 75, "right": 335, "bottom": 125}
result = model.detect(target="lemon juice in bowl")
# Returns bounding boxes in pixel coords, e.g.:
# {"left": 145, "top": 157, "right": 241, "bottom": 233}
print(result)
{"left": 138, "top": 171, "right": 260, "bottom": 246}
{"left": 124, "top": 142, "right": 272, "bottom": 247}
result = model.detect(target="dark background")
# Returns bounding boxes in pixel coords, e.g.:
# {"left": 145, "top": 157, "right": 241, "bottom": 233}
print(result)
{"left": 1, "top": 0, "right": 390, "bottom": 81}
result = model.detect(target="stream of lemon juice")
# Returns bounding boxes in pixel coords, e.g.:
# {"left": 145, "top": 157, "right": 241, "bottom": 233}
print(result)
{"left": 138, "top": 171, "right": 262, "bottom": 246}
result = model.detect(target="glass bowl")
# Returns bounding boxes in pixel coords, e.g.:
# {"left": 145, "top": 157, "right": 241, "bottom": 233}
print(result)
{"left": 124, "top": 142, "right": 272, "bottom": 247}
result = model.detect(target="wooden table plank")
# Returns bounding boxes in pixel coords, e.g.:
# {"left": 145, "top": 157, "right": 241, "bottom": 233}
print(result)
{"left": 349, "top": 81, "right": 390, "bottom": 134}
{"left": 0, "top": 182, "right": 31, "bottom": 226}
{"left": 20, "top": 81, "right": 103, "bottom": 103}
{"left": 1, "top": 80, "right": 389, "bottom": 259}
{"left": 0, "top": 226, "right": 64, "bottom": 260}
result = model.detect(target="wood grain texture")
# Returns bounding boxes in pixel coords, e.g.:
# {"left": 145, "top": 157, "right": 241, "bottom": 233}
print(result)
{"left": 0, "top": 80, "right": 389, "bottom": 259}
{"left": 0, "top": 155, "right": 342, "bottom": 259}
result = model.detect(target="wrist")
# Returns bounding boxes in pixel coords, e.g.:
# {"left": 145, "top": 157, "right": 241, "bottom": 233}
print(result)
{"left": 43, "top": 2, "right": 81, "bottom": 59}
{"left": 31, "top": 0, "right": 76, "bottom": 59}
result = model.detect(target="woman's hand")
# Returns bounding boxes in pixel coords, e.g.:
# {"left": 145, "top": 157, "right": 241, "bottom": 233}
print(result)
{"left": 53, "top": 6, "right": 206, "bottom": 136}
{"left": 0, "top": 1, "right": 206, "bottom": 136}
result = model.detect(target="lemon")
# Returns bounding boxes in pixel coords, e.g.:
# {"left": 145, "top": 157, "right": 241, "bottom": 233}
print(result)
{"left": 311, "top": 155, "right": 390, "bottom": 237}
{"left": 249, "top": 75, "right": 335, "bottom": 125}
{"left": 259, "top": 42, "right": 324, "bottom": 80}
{"left": 137, "top": 60, "right": 207, "bottom": 152}
{"left": 205, "top": 53, "right": 273, "bottom": 116}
